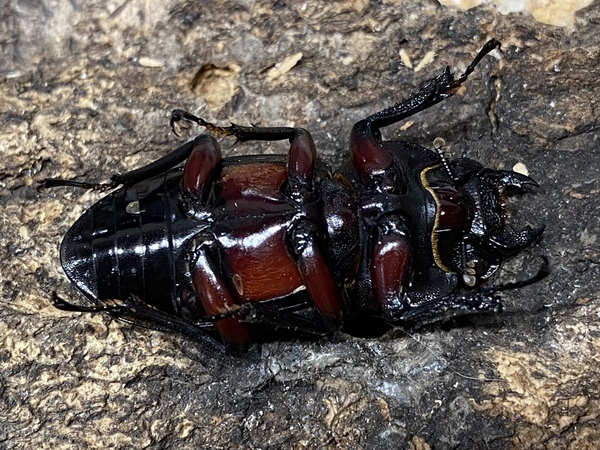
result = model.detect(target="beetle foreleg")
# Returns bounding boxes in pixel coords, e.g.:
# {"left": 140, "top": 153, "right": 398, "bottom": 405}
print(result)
{"left": 289, "top": 220, "right": 344, "bottom": 330}
{"left": 399, "top": 290, "right": 503, "bottom": 323}
{"left": 348, "top": 40, "right": 501, "bottom": 192}
{"left": 366, "top": 39, "right": 500, "bottom": 130}
{"left": 349, "top": 119, "right": 396, "bottom": 192}
{"left": 399, "top": 257, "right": 549, "bottom": 323}
{"left": 479, "top": 168, "right": 540, "bottom": 190}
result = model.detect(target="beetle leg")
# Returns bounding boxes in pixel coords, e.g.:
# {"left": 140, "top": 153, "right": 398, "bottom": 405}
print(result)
{"left": 172, "top": 110, "right": 317, "bottom": 202}
{"left": 206, "top": 302, "right": 331, "bottom": 336}
{"left": 172, "top": 110, "right": 299, "bottom": 143}
{"left": 400, "top": 290, "right": 504, "bottom": 323}
{"left": 37, "top": 178, "right": 119, "bottom": 192}
{"left": 478, "top": 168, "right": 539, "bottom": 190}
{"left": 286, "top": 128, "right": 316, "bottom": 202}
{"left": 225, "top": 125, "right": 318, "bottom": 202}
{"left": 181, "top": 135, "right": 222, "bottom": 202}
{"left": 479, "top": 224, "right": 546, "bottom": 259}
{"left": 349, "top": 39, "right": 500, "bottom": 192}
{"left": 225, "top": 124, "right": 317, "bottom": 198}
{"left": 190, "top": 241, "right": 251, "bottom": 353}
{"left": 52, "top": 292, "right": 225, "bottom": 351}
{"left": 349, "top": 119, "right": 396, "bottom": 193}
{"left": 52, "top": 292, "right": 128, "bottom": 313}
{"left": 369, "top": 214, "right": 413, "bottom": 320}
{"left": 400, "top": 257, "right": 549, "bottom": 323}
{"left": 366, "top": 39, "right": 500, "bottom": 129}
{"left": 38, "top": 137, "right": 200, "bottom": 191}
{"left": 289, "top": 220, "right": 344, "bottom": 330}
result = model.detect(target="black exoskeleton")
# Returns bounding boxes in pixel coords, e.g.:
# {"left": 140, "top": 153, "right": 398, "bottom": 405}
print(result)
{"left": 40, "top": 39, "right": 547, "bottom": 354}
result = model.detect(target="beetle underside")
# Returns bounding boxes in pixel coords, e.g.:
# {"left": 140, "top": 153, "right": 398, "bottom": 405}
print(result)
{"left": 41, "top": 39, "right": 547, "bottom": 354}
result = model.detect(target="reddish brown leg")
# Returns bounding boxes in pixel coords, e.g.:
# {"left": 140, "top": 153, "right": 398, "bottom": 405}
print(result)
{"left": 172, "top": 111, "right": 343, "bottom": 328}
{"left": 369, "top": 214, "right": 413, "bottom": 320}
{"left": 349, "top": 39, "right": 501, "bottom": 193}
{"left": 171, "top": 110, "right": 317, "bottom": 201}
{"left": 290, "top": 221, "right": 344, "bottom": 329}
{"left": 181, "top": 135, "right": 222, "bottom": 202}
{"left": 191, "top": 243, "right": 251, "bottom": 353}
{"left": 178, "top": 130, "right": 246, "bottom": 350}
{"left": 286, "top": 128, "right": 316, "bottom": 202}
{"left": 350, "top": 120, "right": 395, "bottom": 193}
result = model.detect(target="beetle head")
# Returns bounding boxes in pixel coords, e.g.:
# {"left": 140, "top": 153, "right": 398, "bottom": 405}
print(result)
{"left": 425, "top": 158, "right": 544, "bottom": 287}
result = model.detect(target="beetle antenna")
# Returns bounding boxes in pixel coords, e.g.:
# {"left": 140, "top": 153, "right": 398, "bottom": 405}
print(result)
{"left": 432, "top": 137, "right": 456, "bottom": 182}
{"left": 396, "top": 328, "right": 505, "bottom": 382}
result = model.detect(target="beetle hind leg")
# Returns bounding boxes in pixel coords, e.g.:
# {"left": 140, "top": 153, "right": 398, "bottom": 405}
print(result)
{"left": 51, "top": 292, "right": 225, "bottom": 351}
{"left": 52, "top": 292, "right": 128, "bottom": 313}
{"left": 173, "top": 109, "right": 318, "bottom": 202}
{"left": 37, "top": 178, "right": 119, "bottom": 192}
{"left": 206, "top": 302, "right": 332, "bottom": 336}
{"left": 39, "top": 134, "right": 202, "bottom": 191}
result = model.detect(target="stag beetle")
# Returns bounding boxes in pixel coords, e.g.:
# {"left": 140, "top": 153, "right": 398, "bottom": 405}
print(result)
{"left": 40, "top": 39, "right": 547, "bottom": 354}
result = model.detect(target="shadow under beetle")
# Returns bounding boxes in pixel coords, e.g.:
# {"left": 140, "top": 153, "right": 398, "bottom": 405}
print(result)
{"left": 40, "top": 39, "right": 548, "bottom": 354}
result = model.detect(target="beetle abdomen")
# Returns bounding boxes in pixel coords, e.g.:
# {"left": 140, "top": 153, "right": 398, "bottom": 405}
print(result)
{"left": 60, "top": 170, "right": 206, "bottom": 314}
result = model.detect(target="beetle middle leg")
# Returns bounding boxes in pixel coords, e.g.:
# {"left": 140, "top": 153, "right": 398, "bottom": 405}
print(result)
{"left": 171, "top": 110, "right": 317, "bottom": 202}
{"left": 288, "top": 220, "right": 344, "bottom": 329}
{"left": 174, "top": 112, "right": 346, "bottom": 340}
{"left": 189, "top": 235, "right": 337, "bottom": 352}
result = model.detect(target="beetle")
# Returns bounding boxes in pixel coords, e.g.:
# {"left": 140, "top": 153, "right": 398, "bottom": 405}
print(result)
{"left": 40, "top": 39, "right": 547, "bottom": 354}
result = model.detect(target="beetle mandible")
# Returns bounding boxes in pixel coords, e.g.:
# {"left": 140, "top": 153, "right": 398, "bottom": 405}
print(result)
{"left": 40, "top": 39, "right": 547, "bottom": 354}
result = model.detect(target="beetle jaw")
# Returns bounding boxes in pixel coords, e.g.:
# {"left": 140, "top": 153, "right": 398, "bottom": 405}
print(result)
{"left": 428, "top": 164, "right": 544, "bottom": 287}
{"left": 463, "top": 168, "right": 545, "bottom": 281}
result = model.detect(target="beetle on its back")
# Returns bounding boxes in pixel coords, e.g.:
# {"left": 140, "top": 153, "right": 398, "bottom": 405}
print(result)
{"left": 40, "top": 39, "right": 547, "bottom": 354}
